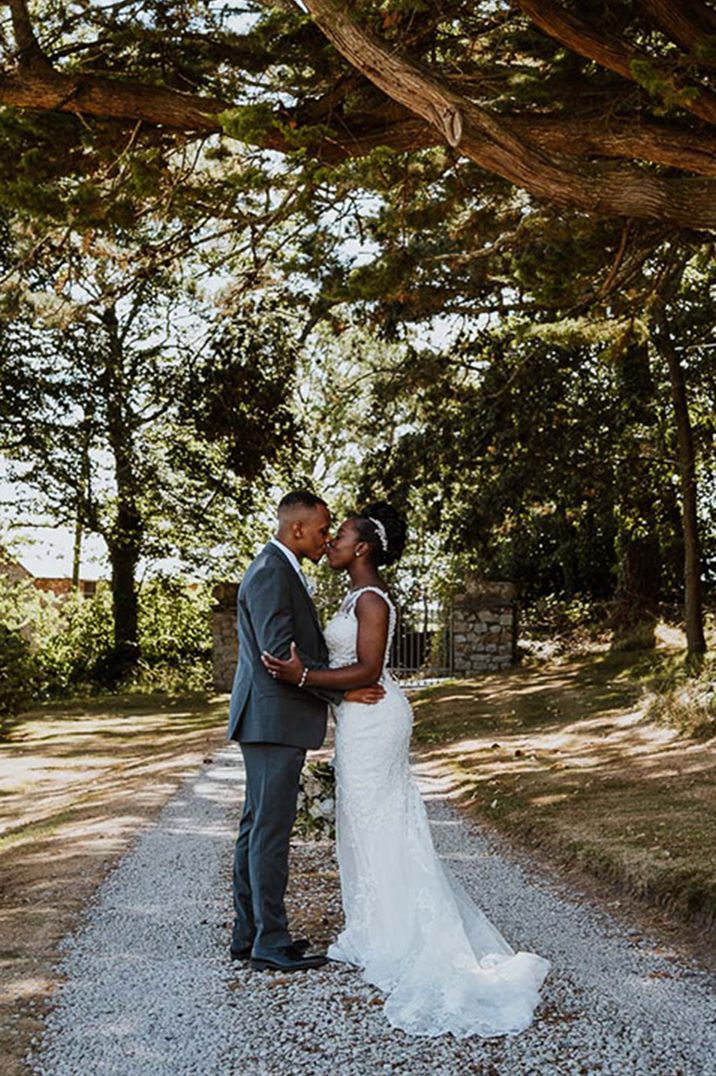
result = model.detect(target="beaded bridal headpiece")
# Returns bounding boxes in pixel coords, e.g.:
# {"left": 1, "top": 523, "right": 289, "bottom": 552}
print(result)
{"left": 367, "top": 516, "right": 389, "bottom": 553}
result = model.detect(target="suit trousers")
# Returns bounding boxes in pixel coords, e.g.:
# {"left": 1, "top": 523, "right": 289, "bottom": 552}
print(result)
{"left": 232, "top": 742, "right": 306, "bottom": 953}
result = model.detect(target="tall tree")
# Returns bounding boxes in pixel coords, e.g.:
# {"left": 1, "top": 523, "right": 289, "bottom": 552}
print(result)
{"left": 0, "top": 244, "right": 298, "bottom": 677}
{"left": 648, "top": 253, "right": 714, "bottom": 655}
{"left": 354, "top": 307, "right": 713, "bottom": 626}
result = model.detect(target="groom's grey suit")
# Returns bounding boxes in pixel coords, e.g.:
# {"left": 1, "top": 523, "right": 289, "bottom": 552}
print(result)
{"left": 228, "top": 541, "right": 341, "bottom": 955}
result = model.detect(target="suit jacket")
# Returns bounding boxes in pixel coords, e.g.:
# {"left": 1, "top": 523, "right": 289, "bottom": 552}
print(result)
{"left": 227, "top": 542, "right": 342, "bottom": 749}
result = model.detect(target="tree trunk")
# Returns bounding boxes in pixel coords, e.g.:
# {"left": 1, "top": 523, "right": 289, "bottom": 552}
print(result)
{"left": 72, "top": 406, "right": 92, "bottom": 590}
{"left": 109, "top": 532, "right": 140, "bottom": 672}
{"left": 100, "top": 305, "right": 143, "bottom": 678}
{"left": 612, "top": 339, "right": 662, "bottom": 639}
{"left": 71, "top": 513, "right": 82, "bottom": 590}
{"left": 652, "top": 312, "right": 707, "bottom": 656}
{"left": 615, "top": 533, "right": 662, "bottom": 618}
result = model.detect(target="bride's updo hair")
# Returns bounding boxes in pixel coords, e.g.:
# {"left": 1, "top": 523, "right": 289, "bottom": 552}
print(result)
{"left": 354, "top": 501, "right": 407, "bottom": 568}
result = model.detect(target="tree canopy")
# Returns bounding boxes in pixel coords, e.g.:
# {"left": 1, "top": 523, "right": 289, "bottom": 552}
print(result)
{"left": 2, "top": 0, "right": 716, "bottom": 230}
{"left": 0, "top": 230, "right": 299, "bottom": 672}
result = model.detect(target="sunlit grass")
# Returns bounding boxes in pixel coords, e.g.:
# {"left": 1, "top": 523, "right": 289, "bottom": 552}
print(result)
{"left": 412, "top": 649, "right": 716, "bottom": 930}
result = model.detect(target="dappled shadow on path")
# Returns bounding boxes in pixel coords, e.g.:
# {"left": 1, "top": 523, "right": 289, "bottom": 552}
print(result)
{"left": 0, "top": 693, "right": 227, "bottom": 1076}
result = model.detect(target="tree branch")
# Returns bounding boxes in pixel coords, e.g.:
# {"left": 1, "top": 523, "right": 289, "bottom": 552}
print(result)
{"left": 516, "top": 0, "right": 716, "bottom": 128}
{"left": 518, "top": 115, "right": 716, "bottom": 177}
{"left": 3, "top": 60, "right": 715, "bottom": 179}
{"left": 3, "top": 9, "right": 716, "bottom": 226}
{"left": 303, "top": 0, "right": 716, "bottom": 230}
{"left": 639, "top": 0, "right": 716, "bottom": 67}
{"left": 297, "top": 109, "right": 716, "bottom": 176}
{"left": 0, "top": 69, "right": 226, "bottom": 130}
{"left": 302, "top": 0, "right": 468, "bottom": 149}
{"left": 8, "top": 0, "right": 53, "bottom": 72}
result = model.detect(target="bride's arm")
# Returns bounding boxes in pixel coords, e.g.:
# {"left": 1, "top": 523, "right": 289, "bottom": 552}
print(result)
{"left": 261, "top": 592, "right": 389, "bottom": 690}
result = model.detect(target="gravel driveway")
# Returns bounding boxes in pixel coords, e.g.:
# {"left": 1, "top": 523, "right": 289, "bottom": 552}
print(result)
{"left": 29, "top": 745, "right": 716, "bottom": 1076}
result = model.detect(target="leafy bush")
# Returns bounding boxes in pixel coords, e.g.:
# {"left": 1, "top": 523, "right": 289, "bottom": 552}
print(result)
{"left": 0, "top": 574, "right": 213, "bottom": 704}
{"left": 36, "top": 585, "right": 115, "bottom": 692}
{"left": 138, "top": 576, "right": 212, "bottom": 666}
{"left": 133, "top": 576, "right": 212, "bottom": 693}
{"left": 522, "top": 593, "right": 608, "bottom": 636}
{"left": 0, "top": 623, "right": 39, "bottom": 731}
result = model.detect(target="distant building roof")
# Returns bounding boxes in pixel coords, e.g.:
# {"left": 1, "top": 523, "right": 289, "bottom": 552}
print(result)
{"left": 33, "top": 577, "right": 98, "bottom": 598}
{"left": 0, "top": 549, "right": 99, "bottom": 597}
{"left": 0, "top": 547, "right": 33, "bottom": 584}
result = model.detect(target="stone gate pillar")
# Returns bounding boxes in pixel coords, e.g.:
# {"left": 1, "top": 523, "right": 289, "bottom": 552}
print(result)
{"left": 452, "top": 578, "right": 518, "bottom": 675}
{"left": 212, "top": 582, "right": 239, "bottom": 692}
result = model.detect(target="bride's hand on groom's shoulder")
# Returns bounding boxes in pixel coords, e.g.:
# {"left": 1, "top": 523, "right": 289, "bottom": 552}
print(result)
{"left": 261, "top": 641, "right": 303, "bottom": 684}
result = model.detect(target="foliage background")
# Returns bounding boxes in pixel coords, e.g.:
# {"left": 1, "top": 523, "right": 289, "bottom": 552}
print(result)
{"left": 0, "top": 576, "right": 213, "bottom": 729}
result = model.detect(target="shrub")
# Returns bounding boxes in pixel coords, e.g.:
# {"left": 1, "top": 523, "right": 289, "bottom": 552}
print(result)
{"left": 522, "top": 593, "right": 607, "bottom": 636}
{"left": 0, "top": 573, "right": 213, "bottom": 703}
{"left": 0, "top": 623, "right": 40, "bottom": 731}
{"left": 132, "top": 576, "right": 212, "bottom": 693}
{"left": 35, "top": 585, "right": 114, "bottom": 692}
{"left": 138, "top": 576, "right": 212, "bottom": 666}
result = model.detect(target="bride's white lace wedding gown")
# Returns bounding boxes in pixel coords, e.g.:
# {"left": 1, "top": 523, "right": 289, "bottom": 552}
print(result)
{"left": 323, "top": 586, "right": 550, "bottom": 1038}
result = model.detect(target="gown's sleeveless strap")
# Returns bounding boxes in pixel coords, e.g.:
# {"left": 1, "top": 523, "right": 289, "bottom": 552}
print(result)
{"left": 344, "top": 585, "right": 395, "bottom": 611}
{"left": 344, "top": 586, "right": 396, "bottom": 670}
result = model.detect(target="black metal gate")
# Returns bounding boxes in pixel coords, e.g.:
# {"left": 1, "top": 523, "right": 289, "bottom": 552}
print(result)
{"left": 389, "top": 597, "right": 454, "bottom": 681}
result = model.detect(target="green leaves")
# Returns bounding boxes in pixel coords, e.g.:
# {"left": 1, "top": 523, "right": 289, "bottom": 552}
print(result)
{"left": 629, "top": 58, "right": 700, "bottom": 113}
{"left": 183, "top": 302, "right": 298, "bottom": 481}
{"left": 219, "top": 102, "right": 280, "bottom": 144}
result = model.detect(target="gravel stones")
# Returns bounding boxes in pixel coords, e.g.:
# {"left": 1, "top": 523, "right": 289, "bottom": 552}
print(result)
{"left": 29, "top": 747, "right": 716, "bottom": 1076}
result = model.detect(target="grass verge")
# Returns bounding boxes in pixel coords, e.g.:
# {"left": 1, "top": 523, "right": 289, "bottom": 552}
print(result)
{"left": 0, "top": 692, "right": 228, "bottom": 1076}
{"left": 411, "top": 649, "right": 716, "bottom": 940}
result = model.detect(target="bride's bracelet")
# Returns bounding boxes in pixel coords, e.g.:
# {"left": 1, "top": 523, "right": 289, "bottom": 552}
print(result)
{"left": 298, "top": 666, "right": 308, "bottom": 689}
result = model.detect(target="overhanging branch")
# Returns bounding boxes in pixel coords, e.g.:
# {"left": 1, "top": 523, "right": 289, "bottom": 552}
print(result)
{"left": 2, "top": 3, "right": 716, "bottom": 228}
{"left": 2, "top": 65, "right": 715, "bottom": 181}
{"left": 303, "top": 0, "right": 716, "bottom": 230}
{"left": 0, "top": 69, "right": 226, "bottom": 130}
{"left": 516, "top": 0, "right": 716, "bottom": 127}
{"left": 639, "top": 0, "right": 716, "bottom": 67}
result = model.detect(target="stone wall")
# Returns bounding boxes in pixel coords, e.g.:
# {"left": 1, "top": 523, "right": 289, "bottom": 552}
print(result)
{"left": 211, "top": 575, "right": 518, "bottom": 690}
{"left": 212, "top": 582, "right": 239, "bottom": 693}
{"left": 452, "top": 578, "right": 517, "bottom": 675}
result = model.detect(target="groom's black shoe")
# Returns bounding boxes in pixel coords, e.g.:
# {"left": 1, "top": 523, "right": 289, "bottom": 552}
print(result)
{"left": 231, "top": 937, "right": 310, "bottom": 961}
{"left": 250, "top": 944, "right": 327, "bottom": 972}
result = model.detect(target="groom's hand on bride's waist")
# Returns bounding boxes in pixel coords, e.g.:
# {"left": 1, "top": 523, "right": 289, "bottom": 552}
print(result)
{"left": 344, "top": 685, "right": 385, "bottom": 705}
{"left": 260, "top": 643, "right": 385, "bottom": 704}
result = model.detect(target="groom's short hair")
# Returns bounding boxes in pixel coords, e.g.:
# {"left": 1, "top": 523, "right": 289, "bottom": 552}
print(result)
{"left": 278, "top": 490, "right": 328, "bottom": 517}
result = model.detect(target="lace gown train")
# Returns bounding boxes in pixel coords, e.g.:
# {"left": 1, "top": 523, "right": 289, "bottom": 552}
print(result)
{"left": 324, "top": 586, "right": 550, "bottom": 1038}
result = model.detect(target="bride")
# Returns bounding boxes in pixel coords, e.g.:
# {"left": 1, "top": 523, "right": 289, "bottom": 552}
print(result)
{"left": 261, "top": 502, "right": 550, "bottom": 1038}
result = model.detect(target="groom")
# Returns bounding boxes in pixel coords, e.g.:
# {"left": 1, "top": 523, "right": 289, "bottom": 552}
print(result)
{"left": 228, "top": 490, "right": 384, "bottom": 972}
